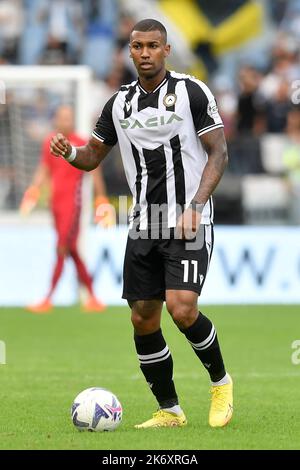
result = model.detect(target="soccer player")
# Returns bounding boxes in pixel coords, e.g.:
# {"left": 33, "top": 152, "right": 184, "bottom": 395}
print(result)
{"left": 50, "top": 19, "right": 233, "bottom": 428}
{"left": 20, "top": 105, "right": 107, "bottom": 313}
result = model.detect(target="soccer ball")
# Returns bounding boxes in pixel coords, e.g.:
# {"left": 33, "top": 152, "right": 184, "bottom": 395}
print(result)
{"left": 71, "top": 387, "right": 122, "bottom": 432}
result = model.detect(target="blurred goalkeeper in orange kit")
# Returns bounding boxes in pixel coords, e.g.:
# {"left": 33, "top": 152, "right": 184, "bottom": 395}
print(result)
{"left": 20, "top": 105, "right": 114, "bottom": 313}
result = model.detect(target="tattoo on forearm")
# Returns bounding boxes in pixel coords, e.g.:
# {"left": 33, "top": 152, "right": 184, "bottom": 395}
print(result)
{"left": 194, "top": 130, "right": 228, "bottom": 204}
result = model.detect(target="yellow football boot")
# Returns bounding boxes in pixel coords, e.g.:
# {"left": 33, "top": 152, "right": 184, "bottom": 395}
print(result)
{"left": 135, "top": 410, "right": 187, "bottom": 429}
{"left": 209, "top": 374, "right": 233, "bottom": 428}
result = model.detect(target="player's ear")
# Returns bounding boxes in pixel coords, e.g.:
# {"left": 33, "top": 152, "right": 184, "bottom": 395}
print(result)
{"left": 129, "top": 44, "right": 132, "bottom": 58}
{"left": 164, "top": 44, "right": 171, "bottom": 58}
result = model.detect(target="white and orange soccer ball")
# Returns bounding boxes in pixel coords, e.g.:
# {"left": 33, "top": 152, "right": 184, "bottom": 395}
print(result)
{"left": 71, "top": 387, "right": 122, "bottom": 432}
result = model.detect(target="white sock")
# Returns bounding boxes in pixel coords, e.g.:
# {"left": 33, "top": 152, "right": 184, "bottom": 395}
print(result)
{"left": 211, "top": 372, "right": 231, "bottom": 387}
{"left": 161, "top": 405, "right": 183, "bottom": 416}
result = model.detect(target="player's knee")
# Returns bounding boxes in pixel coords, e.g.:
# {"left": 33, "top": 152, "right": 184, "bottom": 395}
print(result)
{"left": 131, "top": 311, "right": 159, "bottom": 334}
{"left": 130, "top": 300, "right": 161, "bottom": 333}
{"left": 167, "top": 300, "right": 197, "bottom": 329}
{"left": 57, "top": 245, "right": 69, "bottom": 257}
{"left": 131, "top": 311, "right": 147, "bottom": 330}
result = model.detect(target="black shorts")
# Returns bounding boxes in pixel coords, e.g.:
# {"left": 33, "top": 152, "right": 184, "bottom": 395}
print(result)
{"left": 122, "top": 224, "right": 214, "bottom": 301}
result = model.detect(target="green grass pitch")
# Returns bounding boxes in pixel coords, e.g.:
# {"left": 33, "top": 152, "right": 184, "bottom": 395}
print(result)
{"left": 0, "top": 305, "right": 299, "bottom": 450}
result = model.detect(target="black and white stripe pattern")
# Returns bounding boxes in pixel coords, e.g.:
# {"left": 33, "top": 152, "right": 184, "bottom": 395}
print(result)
{"left": 188, "top": 324, "right": 216, "bottom": 351}
{"left": 93, "top": 71, "right": 224, "bottom": 228}
{"left": 197, "top": 123, "right": 224, "bottom": 137}
{"left": 138, "top": 345, "right": 171, "bottom": 365}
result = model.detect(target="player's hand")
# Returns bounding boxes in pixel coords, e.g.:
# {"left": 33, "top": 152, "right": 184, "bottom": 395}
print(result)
{"left": 175, "top": 207, "right": 201, "bottom": 240}
{"left": 94, "top": 196, "right": 116, "bottom": 228}
{"left": 50, "top": 133, "right": 72, "bottom": 158}
{"left": 19, "top": 185, "right": 40, "bottom": 216}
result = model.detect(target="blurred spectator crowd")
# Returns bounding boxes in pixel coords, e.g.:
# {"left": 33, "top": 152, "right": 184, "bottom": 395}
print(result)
{"left": 1, "top": 0, "right": 300, "bottom": 225}
{"left": 0, "top": 0, "right": 136, "bottom": 82}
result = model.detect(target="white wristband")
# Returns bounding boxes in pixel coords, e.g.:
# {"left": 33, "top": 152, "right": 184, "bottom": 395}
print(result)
{"left": 64, "top": 146, "right": 77, "bottom": 163}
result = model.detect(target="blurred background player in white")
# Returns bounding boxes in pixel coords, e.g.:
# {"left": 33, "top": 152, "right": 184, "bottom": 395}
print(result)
{"left": 20, "top": 104, "right": 112, "bottom": 313}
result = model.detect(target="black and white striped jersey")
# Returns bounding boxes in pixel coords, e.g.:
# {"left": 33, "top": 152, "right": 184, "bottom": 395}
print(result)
{"left": 92, "top": 70, "right": 223, "bottom": 229}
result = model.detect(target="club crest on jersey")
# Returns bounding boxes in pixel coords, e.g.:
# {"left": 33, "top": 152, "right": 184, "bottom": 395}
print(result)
{"left": 163, "top": 93, "right": 177, "bottom": 108}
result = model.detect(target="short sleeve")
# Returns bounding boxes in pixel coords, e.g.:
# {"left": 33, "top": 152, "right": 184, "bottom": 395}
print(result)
{"left": 185, "top": 79, "right": 224, "bottom": 137}
{"left": 92, "top": 93, "right": 118, "bottom": 146}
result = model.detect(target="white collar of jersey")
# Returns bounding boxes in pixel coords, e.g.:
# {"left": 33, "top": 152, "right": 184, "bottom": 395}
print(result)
{"left": 137, "top": 71, "right": 169, "bottom": 95}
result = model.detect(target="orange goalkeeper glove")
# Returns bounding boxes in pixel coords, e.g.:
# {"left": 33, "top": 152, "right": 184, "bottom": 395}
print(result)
{"left": 19, "top": 185, "right": 40, "bottom": 216}
{"left": 94, "top": 196, "right": 116, "bottom": 228}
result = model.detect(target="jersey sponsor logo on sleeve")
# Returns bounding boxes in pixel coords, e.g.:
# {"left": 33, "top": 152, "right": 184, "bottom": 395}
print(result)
{"left": 207, "top": 100, "right": 219, "bottom": 119}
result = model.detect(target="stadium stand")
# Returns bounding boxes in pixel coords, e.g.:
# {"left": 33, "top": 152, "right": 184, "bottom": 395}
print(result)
{"left": 0, "top": 0, "right": 299, "bottom": 225}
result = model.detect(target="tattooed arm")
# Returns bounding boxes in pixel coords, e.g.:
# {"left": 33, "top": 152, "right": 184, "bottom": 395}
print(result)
{"left": 176, "top": 128, "right": 228, "bottom": 239}
{"left": 193, "top": 127, "right": 228, "bottom": 204}
{"left": 50, "top": 134, "right": 112, "bottom": 171}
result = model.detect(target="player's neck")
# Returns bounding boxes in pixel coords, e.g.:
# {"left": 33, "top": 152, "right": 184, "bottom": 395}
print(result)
{"left": 138, "top": 68, "right": 167, "bottom": 93}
